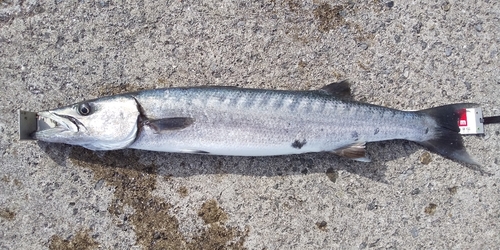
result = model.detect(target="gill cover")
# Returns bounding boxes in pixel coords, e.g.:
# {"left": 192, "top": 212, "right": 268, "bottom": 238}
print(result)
{"left": 33, "top": 95, "right": 140, "bottom": 150}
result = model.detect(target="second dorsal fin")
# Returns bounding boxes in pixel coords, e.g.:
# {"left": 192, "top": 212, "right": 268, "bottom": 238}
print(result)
{"left": 318, "top": 80, "right": 352, "bottom": 99}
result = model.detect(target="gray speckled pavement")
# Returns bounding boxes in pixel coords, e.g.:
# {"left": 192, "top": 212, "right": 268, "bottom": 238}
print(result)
{"left": 1, "top": 1, "right": 499, "bottom": 249}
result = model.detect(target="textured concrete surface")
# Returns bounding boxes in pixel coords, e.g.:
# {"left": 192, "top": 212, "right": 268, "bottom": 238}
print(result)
{"left": 1, "top": 0, "right": 499, "bottom": 249}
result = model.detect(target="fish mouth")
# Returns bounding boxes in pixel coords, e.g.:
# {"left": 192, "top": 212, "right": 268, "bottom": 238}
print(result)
{"left": 31, "top": 111, "right": 82, "bottom": 139}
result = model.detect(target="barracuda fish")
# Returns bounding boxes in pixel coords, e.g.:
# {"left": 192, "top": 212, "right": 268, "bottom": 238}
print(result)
{"left": 32, "top": 81, "right": 479, "bottom": 165}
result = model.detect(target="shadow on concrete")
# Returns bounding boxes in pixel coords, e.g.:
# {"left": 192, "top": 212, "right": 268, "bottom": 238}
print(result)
{"left": 37, "top": 139, "right": 488, "bottom": 182}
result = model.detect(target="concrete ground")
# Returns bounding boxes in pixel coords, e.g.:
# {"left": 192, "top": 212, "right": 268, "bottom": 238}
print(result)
{"left": 1, "top": 0, "right": 499, "bottom": 249}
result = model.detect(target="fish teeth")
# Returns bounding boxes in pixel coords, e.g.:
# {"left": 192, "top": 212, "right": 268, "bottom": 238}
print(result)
{"left": 37, "top": 116, "right": 60, "bottom": 130}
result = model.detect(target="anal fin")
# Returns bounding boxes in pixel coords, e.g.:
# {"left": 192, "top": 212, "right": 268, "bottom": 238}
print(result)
{"left": 332, "top": 142, "right": 370, "bottom": 162}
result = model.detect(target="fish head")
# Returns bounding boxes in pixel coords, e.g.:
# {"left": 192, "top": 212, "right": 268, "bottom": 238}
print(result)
{"left": 32, "top": 95, "right": 140, "bottom": 150}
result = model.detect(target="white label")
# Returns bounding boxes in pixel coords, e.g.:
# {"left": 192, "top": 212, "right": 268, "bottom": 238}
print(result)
{"left": 458, "top": 108, "right": 484, "bottom": 135}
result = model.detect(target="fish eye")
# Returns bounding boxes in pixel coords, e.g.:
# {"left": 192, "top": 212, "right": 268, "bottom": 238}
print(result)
{"left": 78, "top": 103, "right": 92, "bottom": 116}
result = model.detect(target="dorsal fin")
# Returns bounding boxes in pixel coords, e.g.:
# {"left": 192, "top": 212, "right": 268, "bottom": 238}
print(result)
{"left": 318, "top": 80, "right": 352, "bottom": 99}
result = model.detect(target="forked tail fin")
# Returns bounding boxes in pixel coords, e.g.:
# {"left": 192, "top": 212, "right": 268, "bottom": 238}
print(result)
{"left": 416, "top": 104, "right": 480, "bottom": 165}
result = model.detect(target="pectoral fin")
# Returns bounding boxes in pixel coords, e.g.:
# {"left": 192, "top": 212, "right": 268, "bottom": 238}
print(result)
{"left": 146, "top": 117, "right": 194, "bottom": 133}
{"left": 332, "top": 142, "right": 370, "bottom": 162}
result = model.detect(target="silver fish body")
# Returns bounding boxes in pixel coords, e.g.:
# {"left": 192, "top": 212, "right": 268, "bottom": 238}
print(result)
{"left": 32, "top": 82, "right": 479, "bottom": 165}
{"left": 130, "top": 87, "right": 430, "bottom": 155}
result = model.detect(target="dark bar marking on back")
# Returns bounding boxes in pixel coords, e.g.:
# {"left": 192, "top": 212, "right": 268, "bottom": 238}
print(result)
{"left": 292, "top": 139, "right": 307, "bottom": 149}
